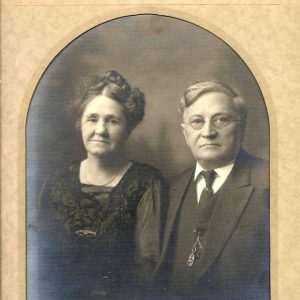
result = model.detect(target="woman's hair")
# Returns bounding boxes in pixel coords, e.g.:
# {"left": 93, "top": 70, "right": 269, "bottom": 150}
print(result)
{"left": 74, "top": 70, "right": 145, "bottom": 132}
{"left": 179, "top": 81, "right": 248, "bottom": 131}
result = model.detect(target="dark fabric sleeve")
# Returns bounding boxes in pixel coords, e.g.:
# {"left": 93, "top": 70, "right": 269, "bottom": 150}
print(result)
{"left": 36, "top": 176, "right": 59, "bottom": 297}
{"left": 38, "top": 175, "right": 65, "bottom": 238}
{"left": 37, "top": 175, "right": 74, "bottom": 299}
{"left": 135, "top": 175, "right": 168, "bottom": 286}
{"left": 38, "top": 176, "right": 59, "bottom": 240}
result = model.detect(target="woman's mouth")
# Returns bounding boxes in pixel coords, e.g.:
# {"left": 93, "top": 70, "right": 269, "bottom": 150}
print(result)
{"left": 90, "top": 139, "right": 110, "bottom": 144}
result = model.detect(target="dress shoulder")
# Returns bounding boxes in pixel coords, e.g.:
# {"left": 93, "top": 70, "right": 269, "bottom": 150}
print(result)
{"left": 38, "top": 163, "right": 80, "bottom": 208}
{"left": 51, "top": 163, "right": 80, "bottom": 180}
{"left": 128, "top": 161, "right": 166, "bottom": 183}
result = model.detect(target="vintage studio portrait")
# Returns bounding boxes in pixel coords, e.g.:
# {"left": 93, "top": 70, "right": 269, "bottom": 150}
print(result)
{"left": 26, "top": 15, "right": 270, "bottom": 299}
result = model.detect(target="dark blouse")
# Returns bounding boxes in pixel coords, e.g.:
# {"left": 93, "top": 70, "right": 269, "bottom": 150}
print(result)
{"left": 38, "top": 161, "right": 167, "bottom": 299}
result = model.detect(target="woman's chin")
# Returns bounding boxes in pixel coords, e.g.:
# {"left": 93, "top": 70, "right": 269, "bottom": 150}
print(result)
{"left": 87, "top": 149, "right": 112, "bottom": 157}
{"left": 86, "top": 148, "right": 123, "bottom": 159}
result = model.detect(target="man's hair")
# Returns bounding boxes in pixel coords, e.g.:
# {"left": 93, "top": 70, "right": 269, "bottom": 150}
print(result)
{"left": 179, "top": 81, "right": 248, "bottom": 131}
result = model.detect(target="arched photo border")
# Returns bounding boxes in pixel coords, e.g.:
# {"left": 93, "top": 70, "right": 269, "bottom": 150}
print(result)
{"left": 19, "top": 7, "right": 277, "bottom": 300}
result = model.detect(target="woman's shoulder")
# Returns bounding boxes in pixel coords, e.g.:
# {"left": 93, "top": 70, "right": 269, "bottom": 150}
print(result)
{"left": 41, "top": 162, "right": 81, "bottom": 193}
{"left": 129, "top": 161, "right": 165, "bottom": 181}
{"left": 113, "top": 161, "right": 167, "bottom": 207}
{"left": 39, "top": 162, "right": 81, "bottom": 206}
{"left": 48, "top": 162, "right": 80, "bottom": 179}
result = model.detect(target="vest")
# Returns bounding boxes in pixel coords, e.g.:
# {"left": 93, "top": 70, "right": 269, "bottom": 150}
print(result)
{"left": 168, "top": 176, "right": 221, "bottom": 296}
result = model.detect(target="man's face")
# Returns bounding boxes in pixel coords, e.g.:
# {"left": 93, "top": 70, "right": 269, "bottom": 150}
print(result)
{"left": 181, "top": 91, "right": 243, "bottom": 169}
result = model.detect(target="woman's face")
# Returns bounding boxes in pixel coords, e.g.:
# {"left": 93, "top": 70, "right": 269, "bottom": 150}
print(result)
{"left": 81, "top": 95, "right": 129, "bottom": 157}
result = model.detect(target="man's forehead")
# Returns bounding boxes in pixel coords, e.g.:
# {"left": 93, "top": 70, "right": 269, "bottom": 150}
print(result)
{"left": 183, "top": 92, "right": 238, "bottom": 117}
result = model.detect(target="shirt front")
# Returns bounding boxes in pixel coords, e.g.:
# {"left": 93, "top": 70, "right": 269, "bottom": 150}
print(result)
{"left": 194, "top": 162, "right": 234, "bottom": 203}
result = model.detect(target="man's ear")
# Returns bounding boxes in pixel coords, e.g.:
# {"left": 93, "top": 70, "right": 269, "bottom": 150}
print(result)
{"left": 181, "top": 123, "right": 188, "bottom": 145}
{"left": 180, "top": 123, "right": 185, "bottom": 133}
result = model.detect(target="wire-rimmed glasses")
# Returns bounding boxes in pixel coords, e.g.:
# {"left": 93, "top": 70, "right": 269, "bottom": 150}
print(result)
{"left": 185, "top": 114, "right": 240, "bottom": 130}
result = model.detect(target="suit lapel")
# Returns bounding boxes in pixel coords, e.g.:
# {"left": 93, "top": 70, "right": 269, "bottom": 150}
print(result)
{"left": 157, "top": 168, "right": 194, "bottom": 269}
{"left": 194, "top": 151, "right": 254, "bottom": 281}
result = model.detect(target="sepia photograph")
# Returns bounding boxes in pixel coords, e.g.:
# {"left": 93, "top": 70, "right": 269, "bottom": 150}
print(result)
{"left": 26, "top": 14, "right": 270, "bottom": 299}
{"left": 5, "top": 1, "right": 300, "bottom": 299}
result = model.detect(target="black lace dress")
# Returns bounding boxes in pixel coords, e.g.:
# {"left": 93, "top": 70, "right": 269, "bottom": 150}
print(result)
{"left": 38, "top": 161, "right": 167, "bottom": 299}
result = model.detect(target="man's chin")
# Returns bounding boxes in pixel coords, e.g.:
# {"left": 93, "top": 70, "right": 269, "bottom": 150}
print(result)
{"left": 195, "top": 152, "right": 231, "bottom": 167}
{"left": 198, "top": 156, "right": 222, "bottom": 163}
{"left": 195, "top": 150, "right": 224, "bottom": 161}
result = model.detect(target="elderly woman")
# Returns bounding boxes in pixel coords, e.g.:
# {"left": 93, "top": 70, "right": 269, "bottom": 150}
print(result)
{"left": 38, "top": 71, "right": 167, "bottom": 299}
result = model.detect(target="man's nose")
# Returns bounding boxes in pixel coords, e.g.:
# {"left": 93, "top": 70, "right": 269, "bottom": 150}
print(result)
{"left": 201, "top": 120, "right": 217, "bottom": 138}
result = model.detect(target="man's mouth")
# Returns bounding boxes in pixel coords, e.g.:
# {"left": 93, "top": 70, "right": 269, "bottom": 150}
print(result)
{"left": 200, "top": 143, "right": 220, "bottom": 148}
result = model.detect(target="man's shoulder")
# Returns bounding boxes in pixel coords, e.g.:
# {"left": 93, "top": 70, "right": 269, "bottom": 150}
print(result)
{"left": 168, "top": 166, "right": 194, "bottom": 187}
{"left": 237, "top": 150, "right": 269, "bottom": 187}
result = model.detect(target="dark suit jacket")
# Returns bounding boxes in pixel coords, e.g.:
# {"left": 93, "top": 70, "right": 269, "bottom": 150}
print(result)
{"left": 154, "top": 150, "right": 270, "bottom": 300}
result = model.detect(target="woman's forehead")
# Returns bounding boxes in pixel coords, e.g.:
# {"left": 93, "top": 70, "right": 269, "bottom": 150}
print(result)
{"left": 83, "top": 95, "right": 125, "bottom": 116}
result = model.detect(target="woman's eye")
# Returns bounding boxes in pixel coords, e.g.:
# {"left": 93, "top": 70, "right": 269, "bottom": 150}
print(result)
{"left": 87, "top": 117, "right": 97, "bottom": 123}
{"left": 108, "top": 119, "right": 119, "bottom": 125}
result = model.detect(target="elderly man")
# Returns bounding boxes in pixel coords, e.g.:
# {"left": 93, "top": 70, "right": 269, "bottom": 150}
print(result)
{"left": 155, "top": 82, "right": 269, "bottom": 299}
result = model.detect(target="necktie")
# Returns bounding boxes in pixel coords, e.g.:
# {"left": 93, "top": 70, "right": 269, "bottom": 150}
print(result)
{"left": 195, "top": 170, "right": 217, "bottom": 234}
{"left": 187, "top": 170, "right": 216, "bottom": 267}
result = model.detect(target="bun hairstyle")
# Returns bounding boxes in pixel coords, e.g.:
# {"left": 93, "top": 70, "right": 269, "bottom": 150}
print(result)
{"left": 75, "top": 70, "right": 145, "bottom": 132}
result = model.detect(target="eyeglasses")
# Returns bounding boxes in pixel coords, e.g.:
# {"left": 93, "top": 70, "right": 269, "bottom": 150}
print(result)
{"left": 185, "top": 115, "right": 240, "bottom": 130}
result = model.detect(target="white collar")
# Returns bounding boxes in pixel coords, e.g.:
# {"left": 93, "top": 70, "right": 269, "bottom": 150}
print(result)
{"left": 194, "top": 161, "right": 235, "bottom": 182}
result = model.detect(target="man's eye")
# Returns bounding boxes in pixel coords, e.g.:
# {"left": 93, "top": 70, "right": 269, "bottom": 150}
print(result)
{"left": 214, "top": 116, "right": 230, "bottom": 124}
{"left": 191, "top": 119, "right": 204, "bottom": 124}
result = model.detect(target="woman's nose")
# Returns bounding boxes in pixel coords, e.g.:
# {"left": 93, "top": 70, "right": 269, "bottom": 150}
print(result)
{"left": 201, "top": 120, "right": 217, "bottom": 138}
{"left": 95, "top": 120, "right": 107, "bottom": 135}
